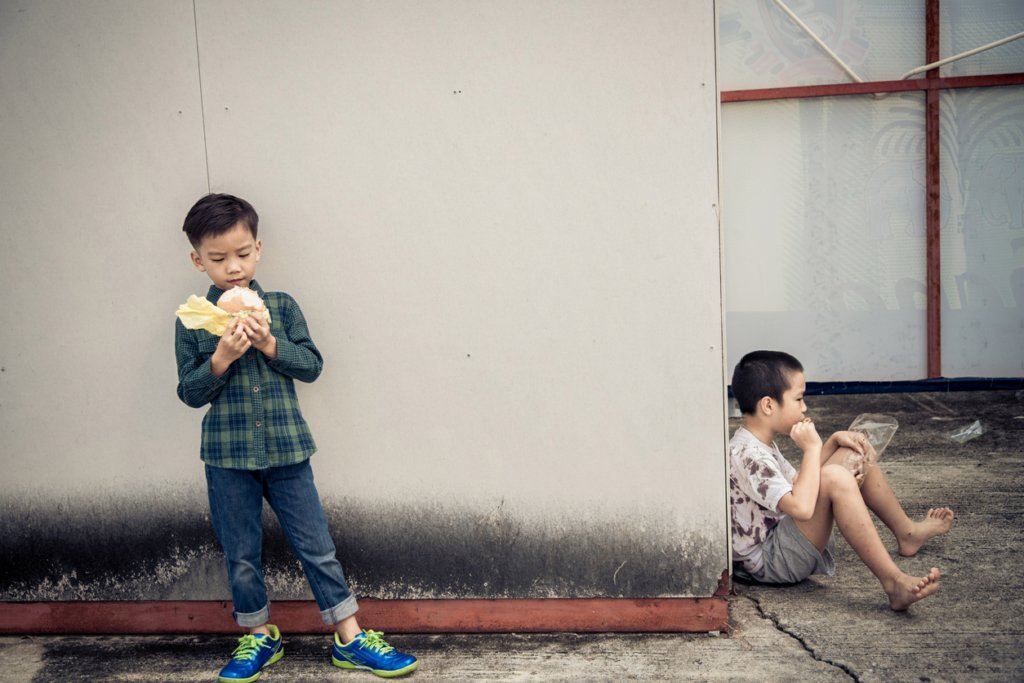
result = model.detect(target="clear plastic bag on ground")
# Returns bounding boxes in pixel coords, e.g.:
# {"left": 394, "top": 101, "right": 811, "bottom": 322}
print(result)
{"left": 949, "top": 420, "right": 985, "bottom": 444}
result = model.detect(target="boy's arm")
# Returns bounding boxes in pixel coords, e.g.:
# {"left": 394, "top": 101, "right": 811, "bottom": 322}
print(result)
{"left": 175, "top": 321, "right": 228, "bottom": 408}
{"left": 259, "top": 294, "right": 323, "bottom": 383}
{"left": 777, "top": 420, "right": 824, "bottom": 521}
{"left": 175, "top": 318, "right": 251, "bottom": 407}
{"left": 821, "top": 430, "right": 867, "bottom": 462}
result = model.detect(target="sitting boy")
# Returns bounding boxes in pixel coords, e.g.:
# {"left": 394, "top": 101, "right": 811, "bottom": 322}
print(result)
{"left": 729, "top": 350, "right": 954, "bottom": 610}
{"left": 175, "top": 194, "right": 418, "bottom": 681}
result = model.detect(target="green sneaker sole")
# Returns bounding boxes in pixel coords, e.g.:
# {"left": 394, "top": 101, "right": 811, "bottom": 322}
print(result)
{"left": 219, "top": 647, "right": 284, "bottom": 683}
{"left": 332, "top": 656, "right": 419, "bottom": 678}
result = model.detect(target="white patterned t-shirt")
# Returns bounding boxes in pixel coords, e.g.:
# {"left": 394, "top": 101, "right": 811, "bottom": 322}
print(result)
{"left": 729, "top": 426, "right": 798, "bottom": 574}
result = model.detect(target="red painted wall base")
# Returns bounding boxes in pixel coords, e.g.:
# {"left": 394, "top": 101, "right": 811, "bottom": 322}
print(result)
{"left": 0, "top": 597, "right": 729, "bottom": 635}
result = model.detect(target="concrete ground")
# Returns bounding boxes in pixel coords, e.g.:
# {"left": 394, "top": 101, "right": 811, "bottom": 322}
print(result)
{"left": 1, "top": 390, "right": 1021, "bottom": 682}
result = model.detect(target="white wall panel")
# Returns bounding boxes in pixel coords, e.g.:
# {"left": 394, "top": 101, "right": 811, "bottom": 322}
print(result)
{"left": 1, "top": 1, "right": 726, "bottom": 599}
{"left": 193, "top": 0, "right": 725, "bottom": 515}
{"left": 0, "top": 0, "right": 209, "bottom": 492}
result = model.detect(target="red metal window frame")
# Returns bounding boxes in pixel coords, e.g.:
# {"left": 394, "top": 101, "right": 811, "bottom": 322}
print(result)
{"left": 720, "top": 1, "right": 1024, "bottom": 378}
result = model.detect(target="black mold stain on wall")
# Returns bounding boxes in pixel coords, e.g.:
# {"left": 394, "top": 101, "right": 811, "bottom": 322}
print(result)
{"left": 1, "top": 489, "right": 724, "bottom": 600}
{"left": 0, "top": 488, "right": 220, "bottom": 601}
{"left": 324, "top": 498, "right": 723, "bottom": 599}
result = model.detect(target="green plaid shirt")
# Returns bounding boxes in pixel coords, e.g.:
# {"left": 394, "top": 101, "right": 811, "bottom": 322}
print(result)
{"left": 175, "top": 280, "right": 322, "bottom": 469}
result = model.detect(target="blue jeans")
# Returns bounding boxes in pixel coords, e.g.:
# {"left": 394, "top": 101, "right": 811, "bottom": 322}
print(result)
{"left": 205, "top": 459, "right": 359, "bottom": 627}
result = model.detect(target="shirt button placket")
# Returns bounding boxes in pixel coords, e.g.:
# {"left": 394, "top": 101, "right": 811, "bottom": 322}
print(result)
{"left": 249, "top": 357, "right": 267, "bottom": 468}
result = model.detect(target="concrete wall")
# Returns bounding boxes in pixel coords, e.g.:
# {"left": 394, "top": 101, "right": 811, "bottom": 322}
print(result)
{"left": 0, "top": 1, "right": 726, "bottom": 601}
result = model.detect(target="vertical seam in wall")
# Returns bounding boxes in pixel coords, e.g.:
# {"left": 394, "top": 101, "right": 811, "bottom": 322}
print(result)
{"left": 712, "top": 0, "right": 733, "bottom": 580}
{"left": 193, "top": 0, "right": 211, "bottom": 193}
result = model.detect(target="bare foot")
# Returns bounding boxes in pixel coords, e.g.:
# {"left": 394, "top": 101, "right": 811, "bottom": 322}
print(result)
{"left": 886, "top": 567, "right": 941, "bottom": 611}
{"left": 898, "top": 507, "right": 955, "bottom": 557}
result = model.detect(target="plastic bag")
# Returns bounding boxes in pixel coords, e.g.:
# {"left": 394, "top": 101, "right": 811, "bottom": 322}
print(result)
{"left": 841, "top": 413, "right": 898, "bottom": 479}
{"left": 848, "top": 413, "right": 899, "bottom": 458}
{"left": 949, "top": 420, "right": 985, "bottom": 444}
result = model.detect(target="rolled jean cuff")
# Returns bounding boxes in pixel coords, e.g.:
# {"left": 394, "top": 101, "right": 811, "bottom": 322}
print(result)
{"left": 234, "top": 604, "right": 271, "bottom": 628}
{"left": 321, "top": 594, "right": 359, "bottom": 625}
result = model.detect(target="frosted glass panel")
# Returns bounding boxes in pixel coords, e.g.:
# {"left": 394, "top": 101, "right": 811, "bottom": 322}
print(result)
{"left": 940, "top": 1, "right": 1024, "bottom": 77}
{"left": 719, "top": 0, "right": 924, "bottom": 90}
{"left": 723, "top": 94, "right": 927, "bottom": 381}
{"left": 940, "top": 86, "right": 1024, "bottom": 377}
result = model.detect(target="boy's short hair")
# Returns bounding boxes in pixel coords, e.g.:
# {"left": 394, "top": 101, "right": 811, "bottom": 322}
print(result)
{"left": 731, "top": 350, "right": 804, "bottom": 415}
{"left": 182, "top": 193, "right": 259, "bottom": 248}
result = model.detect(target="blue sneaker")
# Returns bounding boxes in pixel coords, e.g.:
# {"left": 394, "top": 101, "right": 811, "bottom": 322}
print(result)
{"left": 218, "top": 625, "right": 284, "bottom": 683}
{"left": 332, "top": 629, "right": 419, "bottom": 678}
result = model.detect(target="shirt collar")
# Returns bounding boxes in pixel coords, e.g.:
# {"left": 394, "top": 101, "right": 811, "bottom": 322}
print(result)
{"left": 206, "top": 279, "right": 265, "bottom": 304}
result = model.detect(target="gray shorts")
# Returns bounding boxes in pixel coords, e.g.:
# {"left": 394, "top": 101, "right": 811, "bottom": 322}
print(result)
{"left": 736, "top": 515, "right": 836, "bottom": 585}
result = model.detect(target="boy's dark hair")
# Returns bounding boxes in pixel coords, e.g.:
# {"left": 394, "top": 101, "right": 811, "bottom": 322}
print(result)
{"left": 731, "top": 350, "right": 804, "bottom": 415}
{"left": 182, "top": 193, "right": 258, "bottom": 248}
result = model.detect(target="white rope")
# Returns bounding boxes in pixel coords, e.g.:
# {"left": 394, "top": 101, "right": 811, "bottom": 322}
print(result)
{"left": 769, "top": 1, "right": 1024, "bottom": 99}
{"left": 898, "top": 30, "right": 1024, "bottom": 80}
{"left": 770, "top": 0, "right": 865, "bottom": 83}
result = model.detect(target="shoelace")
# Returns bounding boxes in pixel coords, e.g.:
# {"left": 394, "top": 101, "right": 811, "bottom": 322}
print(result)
{"left": 358, "top": 630, "right": 395, "bottom": 655}
{"left": 231, "top": 633, "right": 272, "bottom": 662}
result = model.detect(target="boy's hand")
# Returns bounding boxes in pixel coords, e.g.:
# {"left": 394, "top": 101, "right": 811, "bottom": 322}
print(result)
{"left": 844, "top": 450, "right": 868, "bottom": 486}
{"left": 790, "top": 418, "right": 823, "bottom": 452}
{"left": 211, "top": 317, "right": 251, "bottom": 376}
{"left": 241, "top": 313, "right": 277, "bottom": 359}
{"left": 832, "top": 430, "right": 867, "bottom": 454}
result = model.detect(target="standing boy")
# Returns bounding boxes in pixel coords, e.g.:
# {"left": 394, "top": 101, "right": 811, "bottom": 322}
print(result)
{"left": 729, "top": 350, "right": 954, "bottom": 610}
{"left": 175, "top": 194, "right": 418, "bottom": 681}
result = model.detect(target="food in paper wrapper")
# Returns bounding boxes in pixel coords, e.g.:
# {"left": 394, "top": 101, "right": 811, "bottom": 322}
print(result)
{"left": 175, "top": 286, "right": 270, "bottom": 336}
{"left": 217, "top": 286, "right": 266, "bottom": 315}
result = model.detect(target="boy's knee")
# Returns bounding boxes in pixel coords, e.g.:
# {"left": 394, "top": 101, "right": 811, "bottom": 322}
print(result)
{"left": 820, "top": 463, "right": 857, "bottom": 491}
{"left": 227, "top": 558, "right": 262, "bottom": 587}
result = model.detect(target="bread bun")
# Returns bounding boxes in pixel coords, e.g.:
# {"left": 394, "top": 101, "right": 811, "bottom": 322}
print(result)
{"left": 217, "top": 286, "right": 266, "bottom": 314}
